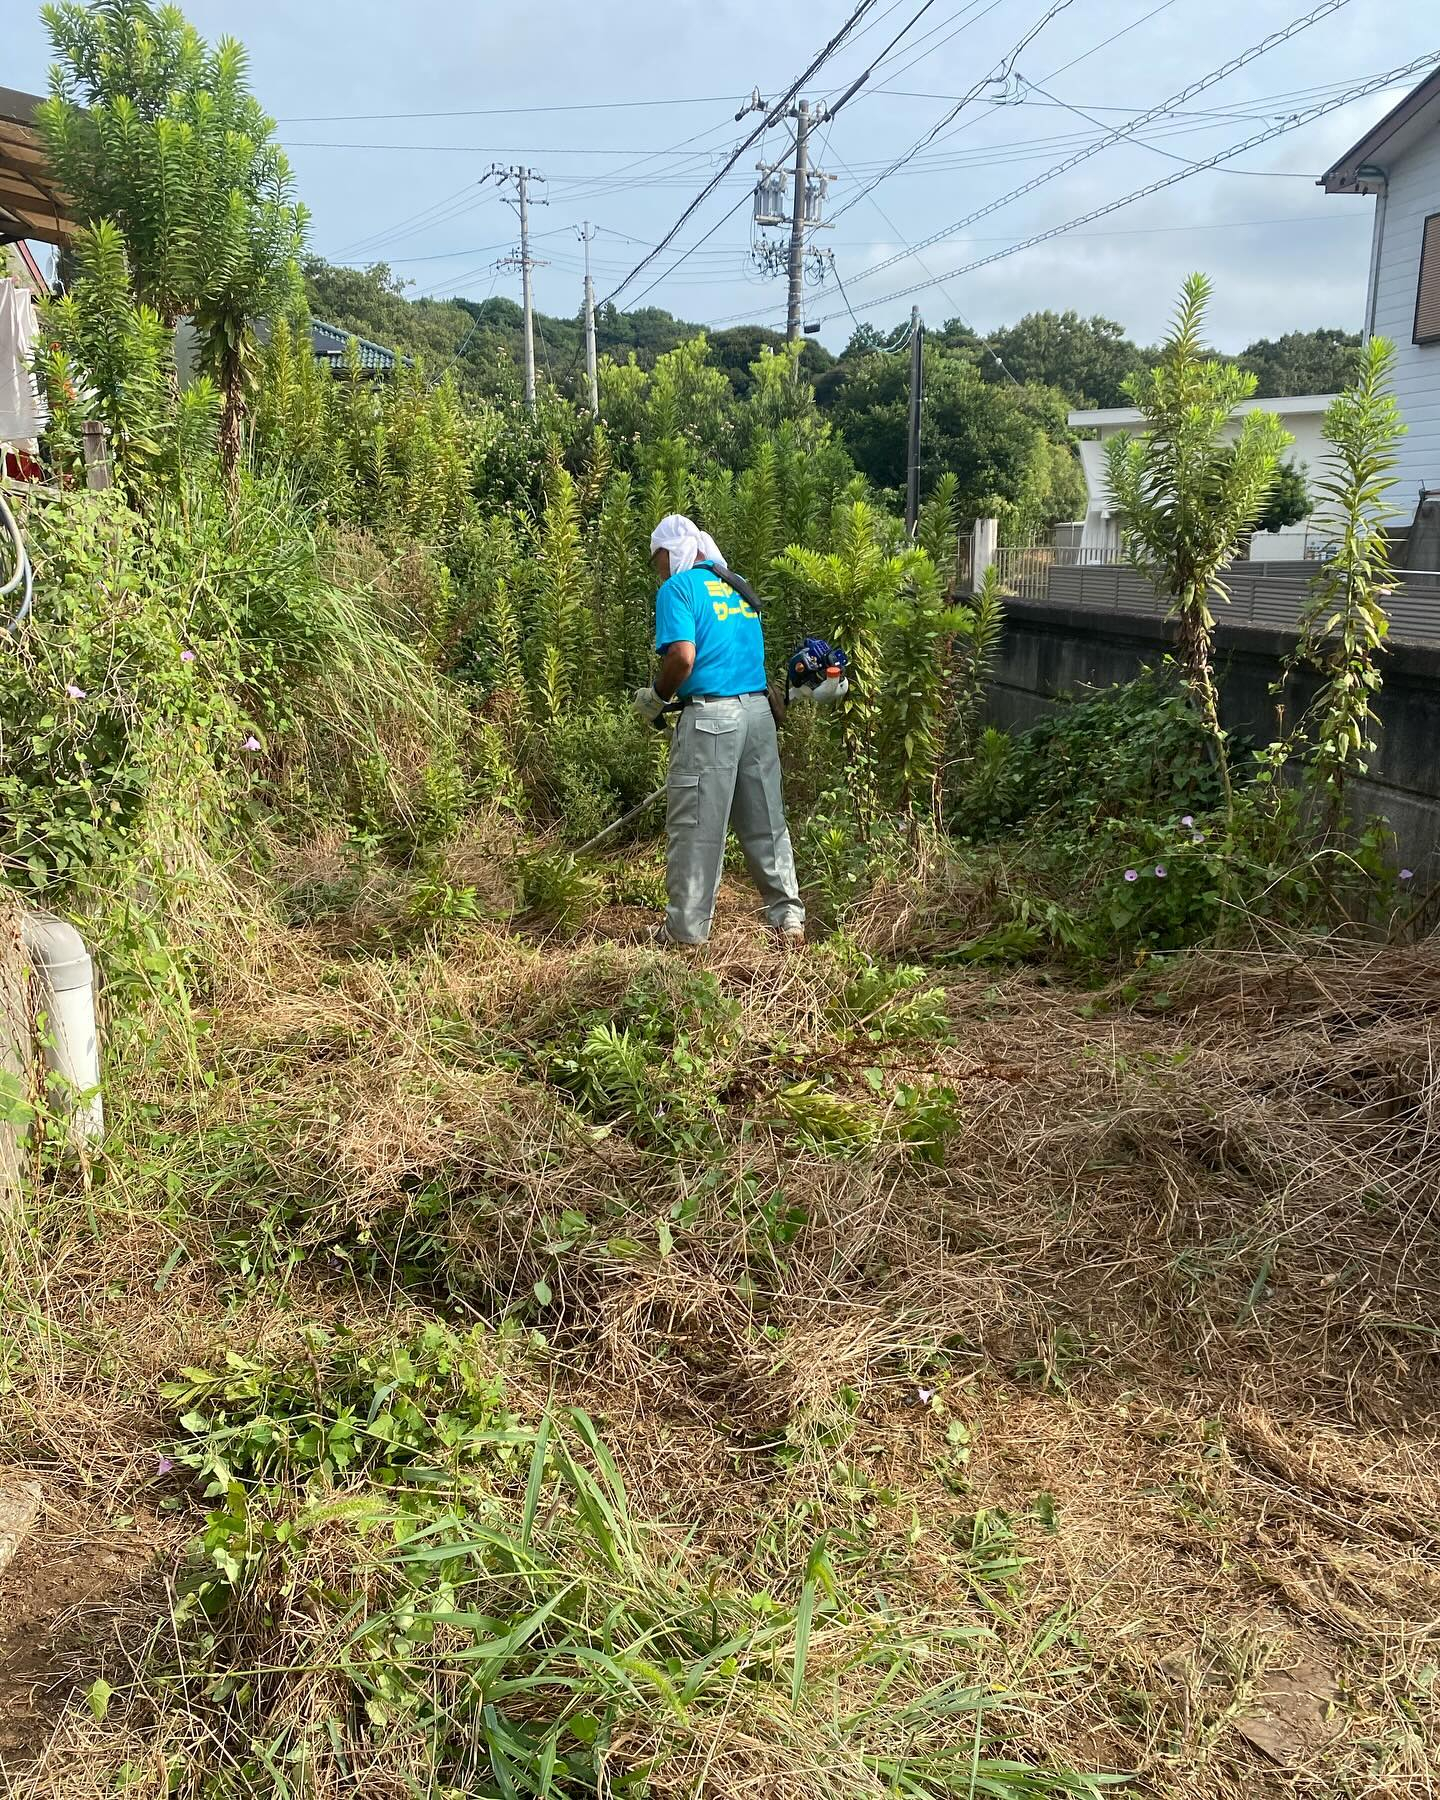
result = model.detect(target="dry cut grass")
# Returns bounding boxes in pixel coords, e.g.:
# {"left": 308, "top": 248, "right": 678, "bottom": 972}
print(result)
{"left": 1, "top": 863, "right": 1438, "bottom": 1798}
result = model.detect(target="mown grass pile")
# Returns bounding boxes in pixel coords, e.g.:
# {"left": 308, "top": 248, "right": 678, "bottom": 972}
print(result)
{"left": 3, "top": 844, "right": 1438, "bottom": 1798}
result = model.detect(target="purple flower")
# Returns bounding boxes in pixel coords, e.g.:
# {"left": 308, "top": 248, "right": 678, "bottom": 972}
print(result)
{"left": 1181, "top": 815, "right": 1195, "bottom": 829}
{"left": 64, "top": 682, "right": 86, "bottom": 700}
{"left": 242, "top": 735, "right": 261, "bottom": 752}
{"left": 1124, "top": 869, "right": 1139, "bottom": 884}
{"left": 1155, "top": 866, "right": 1168, "bottom": 880}
{"left": 179, "top": 649, "right": 195, "bottom": 665}
{"left": 156, "top": 1456, "right": 174, "bottom": 1477}
{"left": 1192, "top": 833, "right": 1206, "bottom": 846}
{"left": 1399, "top": 869, "right": 1414, "bottom": 883}
{"left": 917, "top": 1387, "right": 936, "bottom": 1405}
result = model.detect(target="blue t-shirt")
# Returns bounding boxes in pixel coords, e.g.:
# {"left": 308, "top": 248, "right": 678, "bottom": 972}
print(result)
{"left": 654, "top": 564, "right": 766, "bottom": 699}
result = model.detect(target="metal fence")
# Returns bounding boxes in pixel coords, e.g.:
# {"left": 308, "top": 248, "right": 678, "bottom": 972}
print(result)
{"left": 1035, "top": 560, "right": 1440, "bottom": 645}
{"left": 991, "top": 544, "right": 1128, "bottom": 601}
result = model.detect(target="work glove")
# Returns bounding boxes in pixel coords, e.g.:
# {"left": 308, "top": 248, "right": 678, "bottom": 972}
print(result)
{"left": 787, "top": 674, "right": 850, "bottom": 706}
{"left": 633, "top": 685, "right": 667, "bottom": 727}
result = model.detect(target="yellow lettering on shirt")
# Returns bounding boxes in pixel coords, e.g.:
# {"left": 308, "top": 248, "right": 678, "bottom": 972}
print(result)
{"left": 711, "top": 599, "right": 759, "bottom": 623}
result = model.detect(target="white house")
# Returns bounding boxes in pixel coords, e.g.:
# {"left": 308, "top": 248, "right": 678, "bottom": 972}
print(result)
{"left": 1068, "top": 394, "right": 1338, "bottom": 560}
{"left": 1321, "top": 67, "right": 1440, "bottom": 518}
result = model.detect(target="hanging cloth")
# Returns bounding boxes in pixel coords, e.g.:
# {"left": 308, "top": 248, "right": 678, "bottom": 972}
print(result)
{"left": 0, "top": 280, "right": 47, "bottom": 449}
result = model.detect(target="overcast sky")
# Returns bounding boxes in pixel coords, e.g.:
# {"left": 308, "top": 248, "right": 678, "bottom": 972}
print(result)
{"left": 10, "top": 0, "right": 1433, "bottom": 353}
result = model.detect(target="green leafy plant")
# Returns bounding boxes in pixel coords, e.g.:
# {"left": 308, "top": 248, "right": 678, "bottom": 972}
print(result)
{"left": 38, "top": 0, "right": 309, "bottom": 477}
{"left": 1292, "top": 338, "right": 1405, "bottom": 817}
{"left": 1104, "top": 274, "right": 1290, "bottom": 814}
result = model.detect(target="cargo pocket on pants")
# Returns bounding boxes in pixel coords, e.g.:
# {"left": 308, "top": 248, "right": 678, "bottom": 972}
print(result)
{"left": 667, "top": 773, "right": 701, "bottom": 831}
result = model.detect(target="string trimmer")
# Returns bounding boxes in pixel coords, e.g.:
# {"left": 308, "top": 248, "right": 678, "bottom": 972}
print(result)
{"left": 573, "top": 640, "right": 849, "bottom": 857}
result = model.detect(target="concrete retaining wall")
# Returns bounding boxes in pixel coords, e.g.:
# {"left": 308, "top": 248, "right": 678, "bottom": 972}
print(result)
{"left": 989, "top": 597, "right": 1440, "bottom": 876}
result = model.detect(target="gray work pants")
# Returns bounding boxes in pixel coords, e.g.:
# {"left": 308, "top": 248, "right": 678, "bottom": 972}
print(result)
{"left": 664, "top": 694, "right": 804, "bottom": 945}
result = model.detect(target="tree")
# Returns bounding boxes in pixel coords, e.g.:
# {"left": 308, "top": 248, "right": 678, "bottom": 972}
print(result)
{"left": 38, "top": 0, "right": 309, "bottom": 478}
{"left": 1255, "top": 458, "right": 1310, "bottom": 534}
{"left": 302, "top": 258, "right": 470, "bottom": 364}
{"left": 1104, "top": 273, "right": 1290, "bottom": 812}
{"left": 978, "top": 310, "right": 1147, "bottom": 408}
{"left": 709, "top": 326, "right": 833, "bottom": 398}
{"left": 1239, "top": 328, "right": 1363, "bottom": 400}
{"left": 825, "top": 341, "right": 1082, "bottom": 529}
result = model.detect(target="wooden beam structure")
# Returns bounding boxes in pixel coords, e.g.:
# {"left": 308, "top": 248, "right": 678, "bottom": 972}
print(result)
{"left": 0, "top": 88, "right": 78, "bottom": 247}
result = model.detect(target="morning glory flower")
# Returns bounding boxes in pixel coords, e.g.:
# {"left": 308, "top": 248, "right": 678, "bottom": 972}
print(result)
{"left": 1124, "top": 869, "right": 1138, "bottom": 883}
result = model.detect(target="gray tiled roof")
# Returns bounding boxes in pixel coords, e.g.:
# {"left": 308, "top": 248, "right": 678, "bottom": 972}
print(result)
{"left": 309, "top": 319, "right": 398, "bottom": 372}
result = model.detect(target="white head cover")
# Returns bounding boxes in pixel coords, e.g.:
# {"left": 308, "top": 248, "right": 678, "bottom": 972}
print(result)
{"left": 650, "top": 513, "right": 725, "bottom": 577}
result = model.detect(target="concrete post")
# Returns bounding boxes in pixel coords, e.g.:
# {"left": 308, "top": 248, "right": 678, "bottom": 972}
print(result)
{"left": 80, "top": 420, "right": 112, "bottom": 491}
{"left": 972, "top": 518, "right": 999, "bottom": 589}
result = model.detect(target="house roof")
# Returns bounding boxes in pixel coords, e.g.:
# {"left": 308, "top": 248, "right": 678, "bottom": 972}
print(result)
{"left": 0, "top": 87, "right": 78, "bottom": 246}
{"left": 309, "top": 319, "right": 399, "bottom": 373}
{"left": 1319, "top": 65, "right": 1440, "bottom": 195}
{"left": 1069, "top": 394, "right": 1338, "bottom": 430}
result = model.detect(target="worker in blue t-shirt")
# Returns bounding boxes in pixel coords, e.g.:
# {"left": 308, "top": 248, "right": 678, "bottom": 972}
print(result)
{"left": 633, "top": 514, "right": 804, "bottom": 948}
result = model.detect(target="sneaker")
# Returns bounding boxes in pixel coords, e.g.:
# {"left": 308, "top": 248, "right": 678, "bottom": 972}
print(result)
{"left": 774, "top": 924, "right": 807, "bottom": 951}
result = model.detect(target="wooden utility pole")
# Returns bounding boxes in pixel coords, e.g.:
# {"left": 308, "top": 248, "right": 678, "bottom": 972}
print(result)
{"left": 905, "top": 306, "right": 924, "bottom": 536}
{"left": 579, "top": 222, "right": 600, "bottom": 417}
{"left": 492, "top": 164, "right": 546, "bottom": 414}
{"left": 785, "top": 100, "right": 812, "bottom": 344}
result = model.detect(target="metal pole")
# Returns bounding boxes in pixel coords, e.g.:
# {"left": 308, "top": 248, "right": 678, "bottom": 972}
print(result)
{"left": 581, "top": 222, "right": 600, "bottom": 417}
{"left": 518, "top": 167, "right": 536, "bottom": 414}
{"left": 786, "top": 100, "right": 811, "bottom": 343}
{"left": 905, "top": 306, "right": 924, "bottom": 536}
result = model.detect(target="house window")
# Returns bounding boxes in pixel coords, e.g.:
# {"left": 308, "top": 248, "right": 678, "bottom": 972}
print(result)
{"left": 1418, "top": 212, "right": 1440, "bottom": 346}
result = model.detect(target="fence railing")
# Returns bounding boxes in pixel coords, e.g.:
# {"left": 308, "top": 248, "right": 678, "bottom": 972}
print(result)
{"left": 1031, "top": 560, "right": 1440, "bottom": 645}
{"left": 990, "top": 544, "right": 1126, "bottom": 601}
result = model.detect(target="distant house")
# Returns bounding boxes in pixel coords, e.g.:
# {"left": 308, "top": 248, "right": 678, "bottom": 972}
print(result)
{"left": 177, "top": 317, "right": 401, "bottom": 389}
{"left": 307, "top": 319, "right": 399, "bottom": 377}
{"left": 1069, "top": 394, "right": 1338, "bottom": 560}
{"left": 1321, "top": 66, "right": 1440, "bottom": 514}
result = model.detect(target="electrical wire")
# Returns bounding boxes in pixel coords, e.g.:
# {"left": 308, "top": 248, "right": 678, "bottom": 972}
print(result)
{"left": 277, "top": 95, "right": 749, "bottom": 123}
{"left": 828, "top": 0, "right": 1078, "bottom": 223}
{"left": 837, "top": 0, "right": 1359, "bottom": 288}
{"left": 334, "top": 179, "right": 489, "bottom": 260}
{"left": 805, "top": 49, "right": 1440, "bottom": 324}
{"left": 598, "top": 0, "right": 888, "bottom": 308}
{"left": 1016, "top": 72, "right": 1325, "bottom": 174}
{"left": 1039, "top": 0, "right": 1180, "bottom": 81}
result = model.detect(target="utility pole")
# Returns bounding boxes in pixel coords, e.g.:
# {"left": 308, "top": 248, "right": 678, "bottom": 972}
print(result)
{"left": 905, "top": 306, "right": 925, "bottom": 537}
{"left": 491, "top": 164, "right": 546, "bottom": 414}
{"left": 752, "top": 99, "right": 832, "bottom": 340}
{"left": 785, "top": 100, "right": 812, "bottom": 344}
{"left": 579, "top": 221, "right": 599, "bottom": 417}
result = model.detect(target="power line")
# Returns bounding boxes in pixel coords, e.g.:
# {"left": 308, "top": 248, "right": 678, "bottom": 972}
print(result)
{"left": 829, "top": 0, "right": 1079, "bottom": 223}
{"left": 856, "top": 0, "right": 1012, "bottom": 92}
{"left": 806, "top": 50, "right": 1440, "bottom": 325}
{"left": 334, "top": 179, "right": 487, "bottom": 260}
{"left": 839, "top": 0, "right": 1359, "bottom": 287}
{"left": 598, "top": 0, "right": 887, "bottom": 308}
{"left": 277, "top": 95, "right": 748, "bottom": 123}
{"left": 1039, "top": 0, "right": 1180, "bottom": 81}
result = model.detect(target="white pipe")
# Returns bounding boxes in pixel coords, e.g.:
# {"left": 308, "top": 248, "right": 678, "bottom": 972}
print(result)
{"left": 21, "top": 913, "right": 103, "bottom": 1149}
